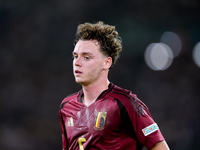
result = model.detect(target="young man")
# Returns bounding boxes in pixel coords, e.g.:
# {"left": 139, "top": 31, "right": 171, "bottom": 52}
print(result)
{"left": 59, "top": 21, "right": 170, "bottom": 150}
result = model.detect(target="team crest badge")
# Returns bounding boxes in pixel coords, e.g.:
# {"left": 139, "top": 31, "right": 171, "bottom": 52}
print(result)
{"left": 94, "top": 112, "right": 107, "bottom": 130}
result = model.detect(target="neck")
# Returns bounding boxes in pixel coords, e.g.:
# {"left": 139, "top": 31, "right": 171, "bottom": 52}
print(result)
{"left": 82, "top": 79, "right": 110, "bottom": 106}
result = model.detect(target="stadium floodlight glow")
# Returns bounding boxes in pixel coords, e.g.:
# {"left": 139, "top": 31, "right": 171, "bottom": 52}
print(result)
{"left": 192, "top": 42, "right": 200, "bottom": 68}
{"left": 144, "top": 43, "right": 174, "bottom": 71}
{"left": 160, "top": 31, "right": 182, "bottom": 58}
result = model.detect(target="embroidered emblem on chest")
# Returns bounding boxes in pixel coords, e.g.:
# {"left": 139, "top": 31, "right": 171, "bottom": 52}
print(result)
{"left": 94, "top": 112, "right": 107, "bottom": 130}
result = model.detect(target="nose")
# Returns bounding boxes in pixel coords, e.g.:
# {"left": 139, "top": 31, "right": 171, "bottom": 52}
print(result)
{"left": 74, "top": 57, "right": 82, "bottom": 67}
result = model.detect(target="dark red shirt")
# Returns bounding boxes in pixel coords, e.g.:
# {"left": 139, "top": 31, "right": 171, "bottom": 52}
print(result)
{"left": 59, "top": 83, "right": 164, "bottom": 150}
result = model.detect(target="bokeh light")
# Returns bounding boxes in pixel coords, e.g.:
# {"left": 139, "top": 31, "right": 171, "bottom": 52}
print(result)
{"left": 144, "top": 43, "right": 173, "bottom": 71}
{"left": 192, "top": 42, "right": 200, "bottom": 68}
{"left": 160, "top": 31, "right": 182, "bottom": 58}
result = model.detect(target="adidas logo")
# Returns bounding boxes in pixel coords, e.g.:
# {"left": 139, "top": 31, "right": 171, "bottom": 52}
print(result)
{"left": 66, "top": 117, "right": 74, "bottom": 127}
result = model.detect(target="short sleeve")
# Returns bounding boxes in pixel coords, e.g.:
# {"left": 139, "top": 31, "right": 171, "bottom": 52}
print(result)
{"left": 59, "top": 109, "right": 68, "bottom": 150}
{"left": 122, "top": 94, "right": 165, "bottom": 149}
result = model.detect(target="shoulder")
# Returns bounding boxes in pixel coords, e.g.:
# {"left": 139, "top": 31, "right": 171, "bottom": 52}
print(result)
{"left": 111, "top": 84, "right": 148, "bottom": 116}
{"left": 112, "top": 84, "right": 137, "bottom": 100}
{"left": 60, "top": 91, "right": 80, "bottom": 109}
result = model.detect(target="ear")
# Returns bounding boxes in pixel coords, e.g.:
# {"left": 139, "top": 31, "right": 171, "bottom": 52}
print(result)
{"left": 103, "top": 57, "right": 112, "bottom": 70}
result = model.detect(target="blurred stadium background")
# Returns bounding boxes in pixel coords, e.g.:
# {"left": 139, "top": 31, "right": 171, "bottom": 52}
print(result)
{"left": 0, "top": 0, "right": 200, "bottom": 149}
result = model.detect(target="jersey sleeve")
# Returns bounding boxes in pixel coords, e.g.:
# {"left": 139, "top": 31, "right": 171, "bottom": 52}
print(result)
{"left": 122, "top": 93, "right": 165, "bottom": 149}
{"left": 59, "top": 109, "right": 68, "bottom": 150}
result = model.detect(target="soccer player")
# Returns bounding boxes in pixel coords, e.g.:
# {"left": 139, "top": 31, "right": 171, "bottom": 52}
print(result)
{"left": 59, "top": 21, "right": 170, "bottom": 150}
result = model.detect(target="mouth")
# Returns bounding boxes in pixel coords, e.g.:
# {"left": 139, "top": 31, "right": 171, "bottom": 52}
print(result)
{"left": 74, "top": 70, "right": 82, "bottom": 75}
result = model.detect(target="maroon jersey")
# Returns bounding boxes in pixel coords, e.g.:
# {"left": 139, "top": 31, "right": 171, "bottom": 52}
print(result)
{"left": 59, "top": 83, "right": 164, "bottom": 150}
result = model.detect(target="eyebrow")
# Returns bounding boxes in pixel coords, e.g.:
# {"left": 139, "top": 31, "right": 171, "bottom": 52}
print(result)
{"left": 72, "top": 52, "right": 93, "bottom": 56}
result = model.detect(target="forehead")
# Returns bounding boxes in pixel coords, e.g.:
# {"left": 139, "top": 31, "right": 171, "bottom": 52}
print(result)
{"left": 73, "top": 40, "right": 100, "bottom": 54}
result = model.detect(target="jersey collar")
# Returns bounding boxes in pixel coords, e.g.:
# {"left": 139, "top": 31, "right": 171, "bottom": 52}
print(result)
{"left": 77, "top": 83, "right": 114, "bottom": 103}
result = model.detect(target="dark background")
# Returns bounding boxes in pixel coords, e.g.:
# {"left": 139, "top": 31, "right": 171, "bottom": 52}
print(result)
{"left": 0, "top": 0, "right": 200, "bottom": 149}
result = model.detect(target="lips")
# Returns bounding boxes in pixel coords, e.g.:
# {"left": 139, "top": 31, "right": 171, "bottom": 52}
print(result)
{"left": 74, "top": 70, "right": 82, "bottom": 75}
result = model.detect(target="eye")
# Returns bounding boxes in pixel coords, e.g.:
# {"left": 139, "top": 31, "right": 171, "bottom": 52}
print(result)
{"left": 84, "top": 56, "right": 90, "bottom": 60}
{"left": 73, "top": 55, "right": 78, "bottom": 59}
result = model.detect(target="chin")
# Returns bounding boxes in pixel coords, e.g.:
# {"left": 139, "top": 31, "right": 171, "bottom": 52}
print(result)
{"left": 76, "top": 80, "right": 90, "bottom": 86}
{"left": 75, "top": 79, "right": 84, "bottom": 84}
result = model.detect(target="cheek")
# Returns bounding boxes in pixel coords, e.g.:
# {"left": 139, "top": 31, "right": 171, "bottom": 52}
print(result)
{"left": 88, "top": 62, "right": 103, "bottom": 75}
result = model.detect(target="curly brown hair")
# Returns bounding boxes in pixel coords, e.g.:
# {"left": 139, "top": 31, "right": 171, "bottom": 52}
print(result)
{"left": 74, "top": 21, "right": 122, "bottom": 67}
